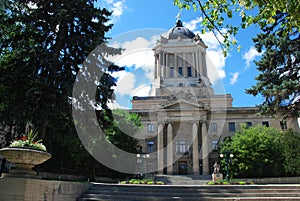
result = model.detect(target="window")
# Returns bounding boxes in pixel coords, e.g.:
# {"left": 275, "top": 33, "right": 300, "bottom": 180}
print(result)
{"left": 246, "top": 122, "right": 252, "bottom": 128}
{"left": 178, "top": 83, "right": 184, "bottom": 87}
{"left": 210, "top": 123, "right": 218, "bottom": 132}
{"left": 187, "top": 67, "right": 192, "bottom": 77}
{"left": 262, "top": 121, "right": 269, "bottom": 127}
{"left": 175, "top": 140, "right": 190, "bottom": 155}
{"left": 147, "top": 141, "right": 154, "bottom": 153}
{"left": 178, "top": 67, "right": 183, "bottom": 77}
{"left": 280, "top": 120, "right": 287, "bottom": 129}
{"left": 212, "top": 140, "right": 218, "bottom": 151}
{"left": 228, "top": 122, "right": 236, "bottom": 132}
{"left": 147, "top": 124, "right": 154, "bottom": 132}
{"left": 170, "top": 67, "right": 174, "bottom": 78}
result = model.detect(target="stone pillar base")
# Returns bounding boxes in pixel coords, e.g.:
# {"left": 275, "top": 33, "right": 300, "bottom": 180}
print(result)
{"left": 212, "top": 173, "right": 223, "bottom": 182}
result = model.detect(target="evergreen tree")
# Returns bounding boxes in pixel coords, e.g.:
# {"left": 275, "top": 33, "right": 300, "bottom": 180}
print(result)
{"left": 0, "top": 0, "right": 131, "bottom": 177}
{"left": 246, "top": 13, "right": 300, "bottom": 124}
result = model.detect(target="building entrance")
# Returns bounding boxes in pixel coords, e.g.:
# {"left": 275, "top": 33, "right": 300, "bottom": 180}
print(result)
{"left": 178, "top": 161, "right": 188, "bottom": 175}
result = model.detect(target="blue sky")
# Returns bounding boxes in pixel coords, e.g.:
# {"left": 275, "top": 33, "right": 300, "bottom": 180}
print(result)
{"left": 97, "top": 0, "right": 264, "bottom": 109}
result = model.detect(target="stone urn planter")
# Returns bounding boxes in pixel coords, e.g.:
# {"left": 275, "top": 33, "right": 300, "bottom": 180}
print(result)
{"left": 0, "top": 147, "right": 52, "bottom": 177}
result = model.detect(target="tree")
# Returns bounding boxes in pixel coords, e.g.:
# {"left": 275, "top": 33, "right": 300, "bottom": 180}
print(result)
{"left": 0, "top": 0, "right": 122, "bottom": 134}
{"left": 105, "top": 109, "right": 141, "bottom": 153}
{"left": 246, "top": 13, "right": 300, "bottom": 124}
{"left": 220, "top": 124, "right": 300, "bottom": 178}
{"left": 0, "top": 0, "right": 124, "bottom": 176}
{"left": 219, "top": 124, "right": 284, "bottom": 178}
{"left": 281, "top": 129, "right": 300, "bottom": 175}
{"left": 174, "top": 0, "right": 300, "bottom": 55}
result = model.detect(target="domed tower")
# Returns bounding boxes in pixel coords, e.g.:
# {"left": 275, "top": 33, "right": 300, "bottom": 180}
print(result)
{"left": 131, "top": 20, "right": 233, "bottom": 176}
{"left": 150, "top": 20, "right": 214, "bottom": 97}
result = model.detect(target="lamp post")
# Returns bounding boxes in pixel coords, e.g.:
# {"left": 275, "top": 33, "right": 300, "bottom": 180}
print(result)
{"left": 136, "top": 153, "right": 150, "bottom": 179}
{"left": 220, "top": 152, "right": 233, "bottom": 181}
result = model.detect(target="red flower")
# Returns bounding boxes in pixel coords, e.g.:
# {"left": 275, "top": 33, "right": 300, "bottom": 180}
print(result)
{"left": 22, "top": 136, "right": 27, "bottom": 140}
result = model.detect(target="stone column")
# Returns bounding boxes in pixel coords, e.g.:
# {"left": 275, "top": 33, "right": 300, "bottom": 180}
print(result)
{"left": 162, "top": 53, "right": 165, "bottom": 78}
{"left": 154, "top": 54, "right": 158, "bottom": 79}
{"left": 166, "top": 59, "right": 170, "bottom": 78}
{"left": 192, "top": 52, "right": 196, "bottom": 77}
{"left": 183, "top": 53, "right": 187, "bottom": 77}
{"left": 157, "top": 122, "right": 164, "bottom": 174}
{"left": 174, "top": 53, "right": 178, "bottom": 69}
{"left": 202, "top": 52, "right": 207, "bottom": 77}
{"left": 202, "top": 121, "right": 209, "bottom": 175}
{"left": 192, "top": 121, "right": 199, "bottom": 175}
{"left": 199, "top": 51, "right": 203, "bottom": 76}
{"left": 158, "top": 53, "right": 161, "bottom": 77}
{"left": 165, "top": 53, "right": 169, "bottom": 78}
{"left": 167, "top": 122, "right": 173, "bottom": 174}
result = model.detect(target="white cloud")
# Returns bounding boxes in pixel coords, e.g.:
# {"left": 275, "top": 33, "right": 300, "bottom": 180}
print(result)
{"left": 103, "top": 0, "right": 126, "bottom": 23}
{"left": 243, "top": 46, "right": 263, "bottom": 68}
{"left": 105, "top": 35, "right": 159, "bottom": 107}
{"left": 108, "top": 100, "right": 128, "bottom": 109}
{"left": 183, "top": 17, "right": 203, "bottom": 31}
{"left": 229, "top": 72, "right": 239, "bottom": 85}
{"left": 111, "top": 1, "right": 125, "bottom": 17}
{"left": 132, "top": 85, "right": 151, "bottom": 97}
{"left": 195, "top": 29, "right": 228, "bottom": 84}
{"left": 114, "top": 71, "right": 136, "bottom": 97}
{"left": 109, "top": 36, "right": 156, "bottom": 79}
{"left": 206, "top": 50, "right": 226, "bottom": 84}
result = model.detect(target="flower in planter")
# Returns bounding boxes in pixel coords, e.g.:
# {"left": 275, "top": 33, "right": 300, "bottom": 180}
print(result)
{"left": 10, "top": 127, "right": 47, "bottom": 151}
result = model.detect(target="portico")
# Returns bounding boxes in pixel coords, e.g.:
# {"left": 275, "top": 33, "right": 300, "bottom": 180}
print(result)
{"left": 153, "top": 99, "right": 210, "bottom": 175}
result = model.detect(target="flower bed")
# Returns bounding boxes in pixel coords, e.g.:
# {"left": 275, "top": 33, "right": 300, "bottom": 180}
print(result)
{"left": 120, "top": 179, "right": 165, "bottom": 185}
{"left": 207, "top": 179, "right": 254, "bottom": 185}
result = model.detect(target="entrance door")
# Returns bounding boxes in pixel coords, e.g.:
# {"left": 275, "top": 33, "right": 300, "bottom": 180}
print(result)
{"left": 178, "top": 161, "right": 188, "bottom": 175}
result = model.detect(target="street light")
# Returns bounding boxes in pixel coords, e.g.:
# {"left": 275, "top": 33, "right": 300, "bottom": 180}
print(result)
{"left": 220, "top": 152, "right": 234, "bottom": 181}
{"left": 136, "top": 153, "right": 150, "bottom": 179}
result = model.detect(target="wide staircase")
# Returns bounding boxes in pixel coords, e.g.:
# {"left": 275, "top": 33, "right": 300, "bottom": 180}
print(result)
{"left": 77, "top": 182, "right": 300, "bottom": 200}
{"left": 154, "top": 174, "right": 212, "bottom": 185}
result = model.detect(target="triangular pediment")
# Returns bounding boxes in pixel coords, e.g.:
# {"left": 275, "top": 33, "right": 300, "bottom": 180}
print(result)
{"left": 163, "top": 99, "right": 205, "bottom": 110}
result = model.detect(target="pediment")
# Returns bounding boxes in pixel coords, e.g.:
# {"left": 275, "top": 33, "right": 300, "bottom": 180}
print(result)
{"left": 163, "top": 99, "right": 205, "bottom": 111}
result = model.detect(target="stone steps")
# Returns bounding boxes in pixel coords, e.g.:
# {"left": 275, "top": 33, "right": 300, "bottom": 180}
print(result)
{"left": 77, "top": 183, "right": 300, "bottom": 201}
{"left": 154, "top": 174, "right": 212, "bottom": 185}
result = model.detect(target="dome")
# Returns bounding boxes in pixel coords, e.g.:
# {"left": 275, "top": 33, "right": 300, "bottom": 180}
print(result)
{"left": 168, "top": 20, "right": 195, "bottom": 40}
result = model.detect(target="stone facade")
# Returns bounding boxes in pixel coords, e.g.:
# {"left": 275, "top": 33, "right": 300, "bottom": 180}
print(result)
{"left": 131, "top": 20, "right": 298, "bottom": 175}
{"left": 0, "top": 177, "right": 91, "bottom": 201}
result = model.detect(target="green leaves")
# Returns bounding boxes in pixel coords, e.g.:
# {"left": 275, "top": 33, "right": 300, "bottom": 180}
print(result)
{"left": 219, "top": 125, "right": 289, "bottom": 178}
{"left": 281, "top": 129, "right": 300, "bottom": 175}
{"left": 173, "top": 0, "right": 300, "bottom": 55}
{"left": 104, "top": 109, "right": 140, "bottom": 153}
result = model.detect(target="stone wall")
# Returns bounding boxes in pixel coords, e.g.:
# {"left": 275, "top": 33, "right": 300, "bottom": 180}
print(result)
{"left": 243, "top": 177, "right": 300, "bottom": 184}
{"left": 39, "top": 172, "right": 87, "bottom": 181}
{"left": 0, "top": 177, "right": 91, "bottom": 201}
